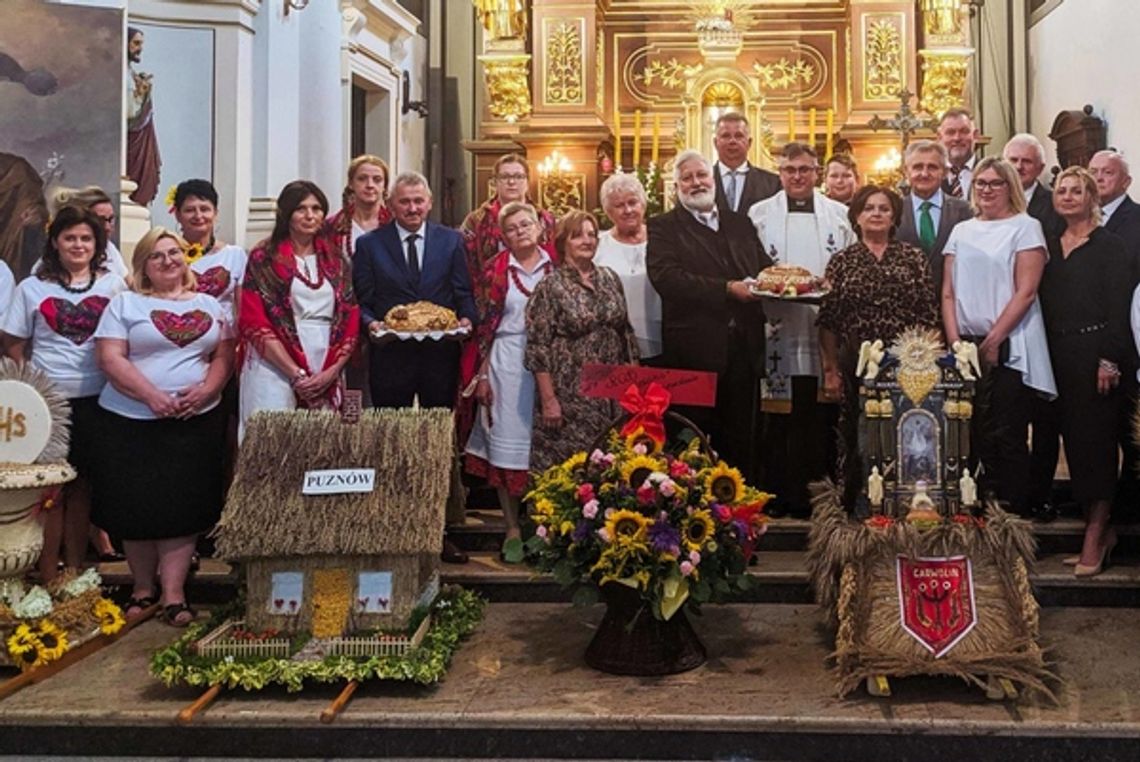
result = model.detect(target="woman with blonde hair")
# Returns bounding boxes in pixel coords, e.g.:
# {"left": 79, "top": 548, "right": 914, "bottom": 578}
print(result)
{"left": 942, "top": 156, "right": 1054, "bottom": 516}
{"left": 1039, "top": 166, "right": 1133, "bottom": 575}
{"left": 327, "top": 154, "right": 392, "bottom": 261}
{"left": 91, "top": 226, "right": 234, "bottom": 625}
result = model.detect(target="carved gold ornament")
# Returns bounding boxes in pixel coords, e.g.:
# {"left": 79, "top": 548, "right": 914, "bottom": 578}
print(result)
{"left": 642, "top": 58, "right": 704, "bottom": 90}
{"left": 701, "top": 81, "right": 744, "bottom": 107}
{"left": 890, "top": 328, "right": 944, "bottom": 406}
{"left": 920, "top": 0, "right": 966, "bottom": 44}
{"left": 538, "top": 172, "right": 585, "bottom": 218}
{"left": 920, "top": 50, "right": 971, "bottom": 119}
{"left": 478, "top": 54, "right": 532, "bottom": 122}
{"left": 544, "top": 19, "right": 584, "bottom": 105}
{"left": 752, "top": 58, "right": 816, "bottom": 91}
{"left": 864, "top": 17, "right": 904, "bottom": 101}
{"left": 473, "top": 0, "right": 527, "bottom": 42}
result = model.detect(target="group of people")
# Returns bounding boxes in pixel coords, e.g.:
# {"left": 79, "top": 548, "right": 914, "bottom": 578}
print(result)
{"left": 2, "top": 107, "right": 1136, "bottom": 611}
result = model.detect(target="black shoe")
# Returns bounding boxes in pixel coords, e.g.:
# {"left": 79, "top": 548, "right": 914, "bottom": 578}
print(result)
{"left": 1032, "top": 502, "right": 1059, "bottom": 523}
{"left": 441, "top": 538, "right": 469, "bottom": 564}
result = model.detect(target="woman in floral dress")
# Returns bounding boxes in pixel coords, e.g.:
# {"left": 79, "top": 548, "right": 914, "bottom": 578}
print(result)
{"left": 526, "top": 210, "right": 639, "bottom": 473}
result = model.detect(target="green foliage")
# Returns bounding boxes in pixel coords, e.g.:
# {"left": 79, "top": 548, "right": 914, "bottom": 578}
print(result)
{"left": 149, "top": 587, "right": 484, "bottom": 692}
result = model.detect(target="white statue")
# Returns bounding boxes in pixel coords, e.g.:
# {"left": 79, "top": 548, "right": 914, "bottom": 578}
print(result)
{"left": 959, "top": 467, "right": 978, "bottom": 507}
{"left": 952, "top": 340, "right": 982, "bottom": 381}
{"left": 911, "top": 479, "right": 935, "bottom": 512}
{"left": 856, "top": 339, "right": 885, "bottom": 381}
{"left": 867, "top": 466, "right": 884, "bottom": 508}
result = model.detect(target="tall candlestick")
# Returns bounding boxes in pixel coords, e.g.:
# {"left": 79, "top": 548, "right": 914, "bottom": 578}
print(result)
{"left": 826, "top": 108, "right": 835, "bottom": 158}
{"left": 787, "top": 109, "right": 796, "bottom": 143}
{"left": 651, "top": 114, "right": 660, "bottom": 165}
{"left": 614, "top": 108, "right": 622, "bottom": 168}
{"left": 633, "top": 110, "right": 642, "bottom": 167}
{"left": 808, "top": 108, "right": 817, "bottom": 148}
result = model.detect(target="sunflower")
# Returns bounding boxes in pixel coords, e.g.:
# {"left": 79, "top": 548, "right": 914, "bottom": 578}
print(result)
{"left": 163, "top": 184, "right": 178, "bottom": 210}
{"left": 562, "top": 451, "right": 588, "bottom": 473}
{"left": 183, "top": 241, "right": 206, "bottom": 264}
{"left": 682, "top": 510, "right": 716, "bottom": 551}
{"left": 604, "top": 509, "right": 650, "bottom": 545}
{"left": 704, "top": 463, "right": 745, "bottom": 504}
{"left": 94, "top": 598, "right": 126, "bottom": 636}
{"left": 531, "top": 498, "right": 556, "bottom": 521}
{"left": 6, "top": 620, "right": 69, "bottom": 672}
{"left": 620, "top": 454, "right": 664, "bottom": 490}
{"left": 623, "top": 426, "right": 663, "bottom": 455}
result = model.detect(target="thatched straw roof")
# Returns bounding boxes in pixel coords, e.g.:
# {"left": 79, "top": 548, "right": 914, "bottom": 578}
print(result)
{"left": 214, "top": 408, "right": 453, "bottom": 559}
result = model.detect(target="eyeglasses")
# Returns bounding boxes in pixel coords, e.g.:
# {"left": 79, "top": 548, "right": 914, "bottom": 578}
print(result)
{"left": 780, "top": 165, "right": 818, "bottom": 176}
{"left": 496, "top": 173, "right": 527, "bottom": 183}
{"left": 97, "top": 214, "right": 116, "bottom": 225}
{"left": 973, "top": 179, "right": 1008, "bottom": 191}
{"left": 148, "top": 249, "right": 184, "bottom": 262}
{"left": 502, "top": 220, "right": 536, "bottom": 235}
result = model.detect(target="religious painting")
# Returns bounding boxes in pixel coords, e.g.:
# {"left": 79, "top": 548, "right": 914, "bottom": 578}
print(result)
{"left": 898, "top": 408, "right": 939, "bottom": 486}
{"left": 0, "top": 0, "right": 122, "bottom": 279}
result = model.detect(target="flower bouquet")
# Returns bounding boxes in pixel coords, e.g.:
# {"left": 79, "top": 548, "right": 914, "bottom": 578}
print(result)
{"left": 523, "top": 383, "right": 771, "bottom": 674}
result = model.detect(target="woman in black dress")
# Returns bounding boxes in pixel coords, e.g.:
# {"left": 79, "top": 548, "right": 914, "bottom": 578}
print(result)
{"left": 1039, "top": 166, "right": 1133, "bottom": 577}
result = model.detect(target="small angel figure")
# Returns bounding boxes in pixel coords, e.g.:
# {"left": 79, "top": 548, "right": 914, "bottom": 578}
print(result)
{"left": 952, "top": 339, "right": 982, "bottom": 381}
{"left": 959, "top": 467, "right": 978, "bottom": 507}
{"left": 856, "top": 339, "right": 885, "bottom": 380}
{"left": 867, "top": 466, "right": 884, "bottom": 508}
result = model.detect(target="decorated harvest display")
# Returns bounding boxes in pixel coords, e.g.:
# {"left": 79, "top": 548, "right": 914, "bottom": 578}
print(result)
{"left": 151, "top": 409, "right": 483, "bottom": 690}
{"left": 807, "top": 330, "right": 1054, "bottom": 700}
{"left": 0, "top": 359, "right": 125, "bottom": 672}
{"left": 524, "top": 383, "right": 770, "bottom": 674}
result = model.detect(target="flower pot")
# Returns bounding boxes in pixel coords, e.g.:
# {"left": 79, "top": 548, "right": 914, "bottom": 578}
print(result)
{"left": 584, "top": 583, "right": 706, "bottom": 675}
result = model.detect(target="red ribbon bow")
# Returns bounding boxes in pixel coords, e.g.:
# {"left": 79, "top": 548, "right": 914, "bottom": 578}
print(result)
{"left": 619, "top": 382, "right": 671, "bottom": 445}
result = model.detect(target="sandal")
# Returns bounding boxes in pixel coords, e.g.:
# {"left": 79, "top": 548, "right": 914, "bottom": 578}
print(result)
{"left": 124, "top": 595, "right": 157, "bottom": 620}
{"left": 162, "top": 602, "right": 197, "bottom": 628}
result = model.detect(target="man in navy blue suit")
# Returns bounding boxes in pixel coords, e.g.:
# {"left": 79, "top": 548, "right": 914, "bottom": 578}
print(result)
{"left": 353, "top": 171, "right": 477, "bottom": 409}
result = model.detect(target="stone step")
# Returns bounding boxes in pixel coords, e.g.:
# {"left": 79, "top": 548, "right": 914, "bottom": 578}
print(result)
{"left": 453, "top": 509, "right": 1140, "bottom": 556}
{"left": 96, "top": 546, "right": 1140, "bottom": 609}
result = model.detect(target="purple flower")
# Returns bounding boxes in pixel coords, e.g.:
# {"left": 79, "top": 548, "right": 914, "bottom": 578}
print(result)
{"left": 648, "top": 520, "right": 682, "bottom": 557}
{"left": 711, "top": 503, "right": 731, "bottom": 522}
{"left": 571, "top": 520, "right": 592, "bottom": 543}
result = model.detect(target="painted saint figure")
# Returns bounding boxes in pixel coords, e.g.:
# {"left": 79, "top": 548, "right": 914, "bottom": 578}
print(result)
{"left": 126, "top": 27, "right": 161, "bottom": 206}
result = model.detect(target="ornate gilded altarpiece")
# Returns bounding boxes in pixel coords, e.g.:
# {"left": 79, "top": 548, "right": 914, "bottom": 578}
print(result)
{"left": 468, "top": 1, "right": 975, "bottom": 215}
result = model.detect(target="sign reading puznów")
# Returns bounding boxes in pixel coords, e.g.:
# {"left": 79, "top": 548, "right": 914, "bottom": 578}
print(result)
{"left": 302, "top": 468, "right": 376, "bottom": 495}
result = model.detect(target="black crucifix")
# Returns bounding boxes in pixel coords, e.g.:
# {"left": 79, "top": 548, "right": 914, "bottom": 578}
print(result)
{"left": 867, "top": 88, "right": 936, "bottom": 150}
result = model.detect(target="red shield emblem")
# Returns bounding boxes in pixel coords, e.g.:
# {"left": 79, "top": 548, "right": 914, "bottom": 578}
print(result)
{"left": 896, "top": 555, "right": 976, "bottom": 657}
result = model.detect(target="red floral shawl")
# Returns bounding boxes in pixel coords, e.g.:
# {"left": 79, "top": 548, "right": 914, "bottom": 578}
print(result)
{"left": 327, "top": 204, "right": 392, "bottom": 261}
{"left": 239, "top": 236, "right": 360, "bottom": 408}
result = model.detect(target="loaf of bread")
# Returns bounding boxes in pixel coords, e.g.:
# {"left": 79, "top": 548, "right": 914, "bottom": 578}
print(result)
{"left": 383, "top": 301, "right": 459, "bottom": 331}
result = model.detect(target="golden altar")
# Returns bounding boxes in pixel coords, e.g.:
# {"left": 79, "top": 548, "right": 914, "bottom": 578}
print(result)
{"left": 468, "top": 0, "right": 977, "bottom": 215}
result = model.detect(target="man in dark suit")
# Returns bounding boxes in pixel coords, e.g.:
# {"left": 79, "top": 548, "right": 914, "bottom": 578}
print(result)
{"left": 937, "top": 108, "right": 978, "bottom": 200}
{"left": 1004, "top": 134, "right": 1064, "bottom": 521}
{"left": 354, "top": 170, "right": 477, "bottom": 409}
{"left": 712, "top": 112, "right": 780, "bottom": 216}
{"left": 1090, "top": 149, "right": 1140, "bottom": 521}
{"left": 897, "top": 139, "right": 972, "bottom": 299}
{"left": 647, "top": 150, "right": 771, "bottom": 480}
{"left": 1004, "top": 133, "right": 1063, "bottom": 238}
{"left": 354, "top": 171, "right": 478, "bottom": 564}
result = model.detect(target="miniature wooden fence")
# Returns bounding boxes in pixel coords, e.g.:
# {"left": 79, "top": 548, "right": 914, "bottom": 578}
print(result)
{"left": 325, "top": 615, "right": 432, "bottom": 658}
{"left": 193, "top": 620, "right": 292, "bottom": 660}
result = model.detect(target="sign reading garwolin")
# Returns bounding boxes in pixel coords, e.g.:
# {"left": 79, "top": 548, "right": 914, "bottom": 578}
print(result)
{"left": 896, "top": 554, "right": 977, "bottom": 658}
{"left": 301, "top": 468, "right": 376, "bottom": 496}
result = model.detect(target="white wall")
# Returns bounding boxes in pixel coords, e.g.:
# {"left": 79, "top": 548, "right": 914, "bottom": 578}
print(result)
{"left": 1028, "top": 0, "right": 1138, "bottom": 167}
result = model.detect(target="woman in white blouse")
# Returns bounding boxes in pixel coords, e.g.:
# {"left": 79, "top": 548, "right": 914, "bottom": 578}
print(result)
{"left": 942, "top": 156, "right": 1054, "bottom": 516}
{"left": 594, "top": 173, "right": 662, "bottom": 362}
{"left": 93, "top": 227, "right": 234, "bottom": 626}
{"left": 1, "top": 206, "right": 127, "bottom": 581}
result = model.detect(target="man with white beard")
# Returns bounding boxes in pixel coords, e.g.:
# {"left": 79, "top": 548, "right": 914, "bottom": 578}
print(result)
{"left": 647, "top": 150, "right": 771, "bottom": 480}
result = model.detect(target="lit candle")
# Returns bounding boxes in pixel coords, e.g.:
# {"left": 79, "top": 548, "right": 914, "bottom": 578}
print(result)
{"left": 651, "top": 114, "right": 660, "bottom": 165}
{"left": 787, "top": 109, "right": 796, "bottom": 143}
{"left": 633, "top": 110, "right": 642, "bottom": 168}
{"left": 826, "top": 108, "right": 835, "bottom": 158}
{"left": 808, "top": 107, "right": 817, "bottom": 148}
{"left": 614, "top": 109, "right": 622, "bottom": 169}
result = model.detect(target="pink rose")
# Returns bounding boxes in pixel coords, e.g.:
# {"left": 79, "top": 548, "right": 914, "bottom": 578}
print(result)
{"left": 633, "top": 443, "right": 648, "bottom": 455}
{"left": 589, "top": 448, "right": 606, "bottom": 464}
{"left": 604, "top": 508, "right": 615, "bottom": 519}
{"left": 659, "top": 479, "right": 676, "bottom": 497}
{"left": 689, "top": 550, "right": 701, "bottom": 566}
{"left": 582, "top": 499, "right": 599, "bottom": 519}
{"left": 680, "top": 561, "right": 694, "bottom": 577}
{"left": 536, "top": 525, "right": 548, "bottom": 538}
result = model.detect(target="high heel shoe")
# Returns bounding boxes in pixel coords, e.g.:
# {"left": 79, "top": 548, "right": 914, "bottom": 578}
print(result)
{"left": 1074, "top": 533, "right": 1118, "bottom": 577}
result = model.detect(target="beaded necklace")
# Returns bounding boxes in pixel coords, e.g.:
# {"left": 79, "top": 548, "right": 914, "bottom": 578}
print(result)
{"left": 294, "top": 253, "right": 325, "bottom": 290}
{"left": 59, "top": 269, "right": 96, "bottom": 294}
{"left": 509, "top": 260, "right": 552, "bottom": 297}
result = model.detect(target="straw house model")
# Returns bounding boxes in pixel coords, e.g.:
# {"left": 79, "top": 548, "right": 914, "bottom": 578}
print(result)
{"left": 213, "top": 408, "right": 453, "bottom": 638}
